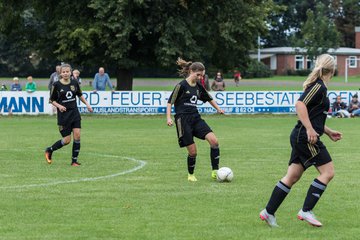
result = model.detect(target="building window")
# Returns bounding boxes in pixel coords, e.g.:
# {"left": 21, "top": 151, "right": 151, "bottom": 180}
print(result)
{"left": 332, "top": 55, "right": 337, "bottom": 67}
{"left": 349, "top": 56, "right": 357, "bottom": 68}
{"left": 295, "top": 55, "right": 304, "bottom": 70}
{"left": 306, "top": 57, "right": 314, "bottom": 69}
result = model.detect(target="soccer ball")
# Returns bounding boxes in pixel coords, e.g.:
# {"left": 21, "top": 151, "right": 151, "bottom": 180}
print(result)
{"left": 216, "top": 167, "right": 233, "bottom": 182}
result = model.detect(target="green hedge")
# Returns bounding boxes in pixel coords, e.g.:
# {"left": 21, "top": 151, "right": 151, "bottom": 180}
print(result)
{"left": 244, "top": 60, "right": 273, "bottom": 78}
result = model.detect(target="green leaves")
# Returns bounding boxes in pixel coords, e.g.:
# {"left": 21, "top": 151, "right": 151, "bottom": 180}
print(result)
{"left": 1, "top": 0, "right": 278, "bottom": 87}
{"left": 295, "top": 2, "right": 341, "bottom": 59}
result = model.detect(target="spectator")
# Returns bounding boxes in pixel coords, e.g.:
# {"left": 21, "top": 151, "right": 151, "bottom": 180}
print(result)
{"left": 71, "top": 69, "right": 82, "bottom": 85}
{"left": 234, "top": 70, "right": 242, "bottom": 87}
{"left": 25, "top": 76, "right": 37, "bottom": 93}
{"left": 48, "top": 65, "right": 61, "bottom": 90}
{"left": 92, "top": 67, "right": 114, "bottom": 92}
{"left": 197, "top": 74, "right": 210, "bottom": 91}
{"left": 10, "top": 77, "right": 22, "bottom": 91}
{"left": 348, "top": 94, "right": 360, "bottom": 117}
{"left": 211, "top": 71, "right": 225, "bottom": 91}
{"left": 1, "top": 83, "right": 7, "bottom": 91}
{"left": 332, "top": 95, "right": 350, "bottom": 118}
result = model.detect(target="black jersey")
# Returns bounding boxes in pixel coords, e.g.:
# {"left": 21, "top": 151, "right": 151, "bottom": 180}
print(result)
{"left": 294, "top": 78, "right": 329, "bottom": 136}
{"left": 50, "top": 79, "right": 82, "bottom": 125}
{"left": 168, "top": 80, "right": 213, "bottom": 115}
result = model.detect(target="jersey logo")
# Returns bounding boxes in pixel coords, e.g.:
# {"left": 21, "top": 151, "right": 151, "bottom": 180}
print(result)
{"left": 70, "top": 85, "right": 75, "bottom": 91}
{"left": 65, "top": 91, "right": 73, "bottom": 99}
{"left": 190, "top": 95, "right": 197, "bottom": 104}
{"left": 186, "top": 90, "right": 190, "bottom": 94}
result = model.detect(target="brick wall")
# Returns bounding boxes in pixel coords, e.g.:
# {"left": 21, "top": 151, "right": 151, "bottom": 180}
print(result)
{"left": 356, "top": 26, "right": 360, "bottom": 49}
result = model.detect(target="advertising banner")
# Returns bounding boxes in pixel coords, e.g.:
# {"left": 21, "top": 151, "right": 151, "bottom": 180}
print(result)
{"left": 0, "top": 90, "right": 357, "bottom": 115}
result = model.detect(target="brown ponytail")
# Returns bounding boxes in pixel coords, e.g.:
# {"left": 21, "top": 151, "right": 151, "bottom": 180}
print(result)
{"left": 177, "top": 57, "right": 205, "bottom": 77}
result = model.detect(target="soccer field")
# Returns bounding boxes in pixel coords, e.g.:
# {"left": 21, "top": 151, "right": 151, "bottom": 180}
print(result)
{"left": 0, "top": 115, "right": 359, "bottom": 239}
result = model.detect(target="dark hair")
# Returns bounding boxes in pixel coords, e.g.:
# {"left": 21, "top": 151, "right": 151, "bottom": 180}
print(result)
{"left": 176, "top": 57, "right": 205, "bottom": 77}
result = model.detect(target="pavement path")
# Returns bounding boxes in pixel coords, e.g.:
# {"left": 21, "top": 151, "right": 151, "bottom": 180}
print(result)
{"left": 132, "top": 79, "right": 359, "bottom": 88}
{"left": 2, "top": 78, "right": 359, "bottom": 88}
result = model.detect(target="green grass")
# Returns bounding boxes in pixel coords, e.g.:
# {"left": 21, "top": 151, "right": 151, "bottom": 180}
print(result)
{"left": 0, "top": 115, "right": 359, "bottom": 239}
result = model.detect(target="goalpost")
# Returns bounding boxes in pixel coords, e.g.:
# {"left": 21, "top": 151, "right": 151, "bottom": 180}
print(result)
{"left": 345, "top": 57, "right": 360, "bottom": 83}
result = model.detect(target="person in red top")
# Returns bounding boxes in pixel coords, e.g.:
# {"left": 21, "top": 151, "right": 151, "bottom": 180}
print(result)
{"left": 197, "top": 74, "right": 210, "bottom": 91}
{"left": 233, "top": 70, "right": 242, "bottom": 87}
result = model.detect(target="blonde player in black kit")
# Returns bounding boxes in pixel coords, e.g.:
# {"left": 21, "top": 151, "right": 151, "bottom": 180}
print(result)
{"left": 45, "top": 64, "right": 93, "bottom": 166}
{"left": 166, "top": 58, "right": 224, "bottom": 182}
{"left": 260, "top": 54, "right": 342, "bottom": 227}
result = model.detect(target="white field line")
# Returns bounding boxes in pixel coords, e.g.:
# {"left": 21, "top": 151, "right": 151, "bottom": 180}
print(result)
{"left": 0, "top": 153, "right": 147, "bottom": 189}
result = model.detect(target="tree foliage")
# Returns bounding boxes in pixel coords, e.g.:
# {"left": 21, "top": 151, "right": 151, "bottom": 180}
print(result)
{"left": 0, "top": 1, "right": 46, "bottom": 75}
{"left": 333, "top": 0, "right": 360, "bottom": 47}
{"left": 1, "top": 0, "right": 279, "bottom": 87}
{"left": 265, "top": 0, "right": 359, "bottom": 49}
{"left": 294, "top": 2, "right": 341, "bottom": 60}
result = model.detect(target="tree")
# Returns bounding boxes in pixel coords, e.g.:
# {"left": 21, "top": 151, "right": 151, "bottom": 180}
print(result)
{"left": 264, "top": 0, "right": 347, "bottom": 48}
{"left": 264, "top": 0, "right": 318, "bottom": 47}
{"left": 1, "top": 1, "right": 279, "bottom": 86}
{"left": 295, "top": 2, "right": 341, "bottom": 60}
{"left": 44, "top": 0, "right": 279, "bottom": 90}
{"left": 0, "top": 1, "right": 45, "bottom": 75}
{"left": 333, "top": 0, "right": 360, "bottom": 47}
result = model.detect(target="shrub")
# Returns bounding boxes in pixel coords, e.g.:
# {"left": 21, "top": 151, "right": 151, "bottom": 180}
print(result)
{"left": 244, "top": 60, "right": 272, "bottom": 78}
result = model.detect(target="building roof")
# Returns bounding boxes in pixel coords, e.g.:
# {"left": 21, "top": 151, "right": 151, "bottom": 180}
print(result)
{"left": 258, "top": 47, "right": 360, "bottom": 55}
{"left": 249, "top": 53, "right": 275, "bottom": 59}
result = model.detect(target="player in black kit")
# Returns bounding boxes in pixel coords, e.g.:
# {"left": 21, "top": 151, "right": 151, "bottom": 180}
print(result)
{"left": 166, "top": 58, "right": 224, "bottom": 182}
{"left": 260, "top": 54, "right": 342, "bottom": 227}
{"left": 45, "top": 64, "right": 93, "bottom": 166}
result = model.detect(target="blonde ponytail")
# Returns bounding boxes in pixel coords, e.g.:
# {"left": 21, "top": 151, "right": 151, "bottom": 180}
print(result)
{"left": 303, "top": 54, "right": 335, "bottom": 90}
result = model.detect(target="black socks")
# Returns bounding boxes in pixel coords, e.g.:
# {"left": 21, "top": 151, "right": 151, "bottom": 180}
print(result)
{"left": 210, "top": 147, "right": 220, "bottom": 170}
{"left": 266, "top": 181, "right": 291, "bottom": 215}
{"left": 302, "top": 178, "right": 327, "bottom": 212}
{"left": 72, "top": 140, "right": 81, "bottom": 163}
{"left": 187, "top": 155, "right": 196, "bottom": 174}
{"left": 265, "top": 178, "right": 327, "bottom": 215}
{"left": 50, "top": 139, "right": 65, "bottom": 152}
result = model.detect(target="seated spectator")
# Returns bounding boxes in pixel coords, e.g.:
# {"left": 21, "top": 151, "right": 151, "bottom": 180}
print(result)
{"left": 25, "top": 76, "right": 37, "bottom": 93}
{"left": 10, "top": 77, "right": 22, "bottom": 91}
{"left": 332, "top": 95, "right": 350, "bottom": 118}
{"left": 348, "top": 94, "right": 360, "bottom": 117}
{"left": 71, "top": 69, "right": 82, "bottom": 85}
{"left": 211, "top": 72, "right": 225, "bottom": 91}
{"left": 197, "top": 74, "right": 210, "bottom": 91}
{"left": 233, "top": 70, "right": 242, "bottom": 87}
{"left": 1, "top": 83, "right": 7, "bottom": 91}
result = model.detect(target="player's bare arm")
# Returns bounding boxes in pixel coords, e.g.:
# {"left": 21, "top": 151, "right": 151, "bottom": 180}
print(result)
{"left": 166, "top": 103, "right": 173, "bottom": 126}
{"left": 209, "top": 100, "right": 224, "bottom": 114}
{"left": 52, "top": 101, "right": 66, "bottom": 112}
{"left": 79, "top": 95, "right": 93, "bottom": 113}
{"left": 324, "top": 126, "right": 342, "bottom": 142}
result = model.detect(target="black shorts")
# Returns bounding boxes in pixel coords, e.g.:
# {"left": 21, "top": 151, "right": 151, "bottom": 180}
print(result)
{"left": 59, "top": 119, "right": 81, "bottom": 137}
{"left": 289, "top": 128, "right": 332, "bottom": 170}
{"left": 175, "top": 113, "right": 212, "bottom": 148}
